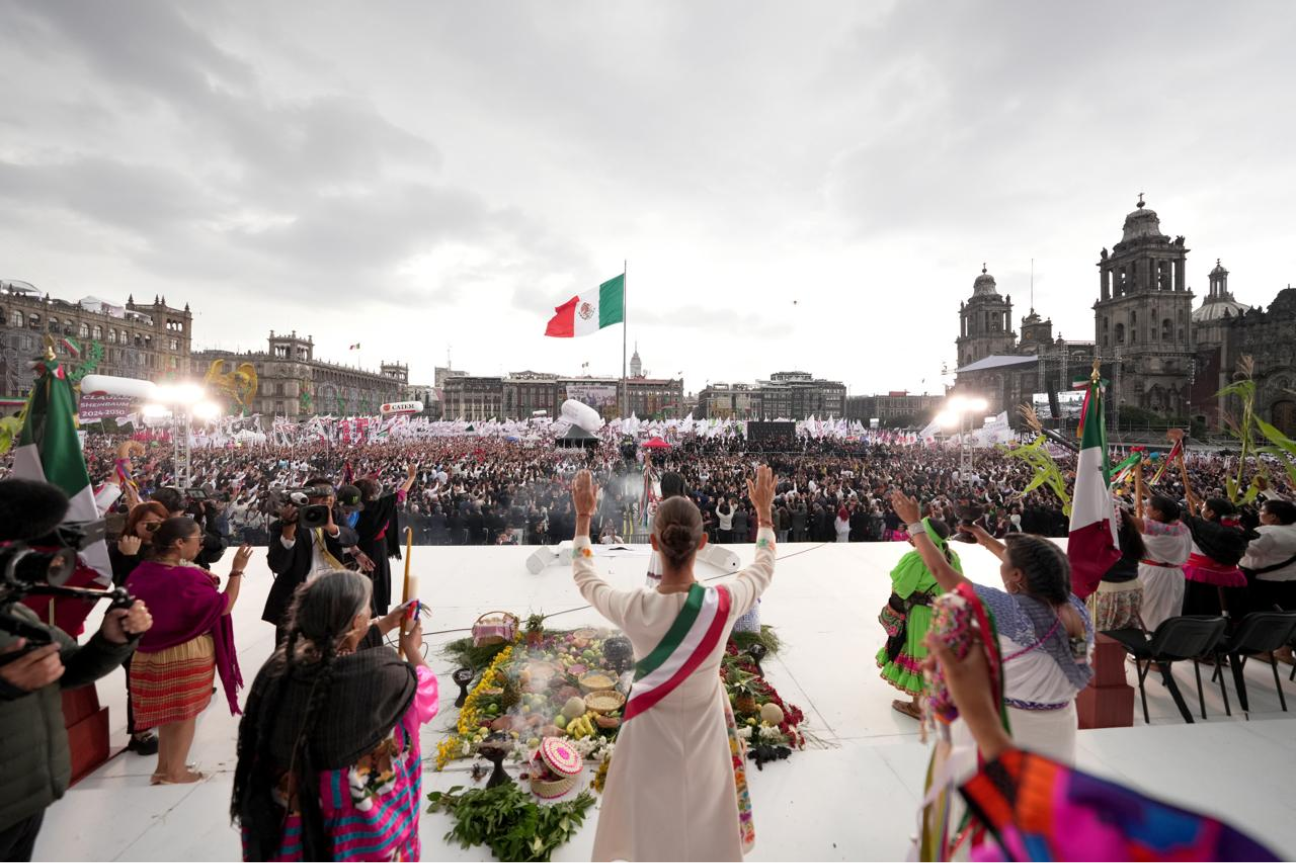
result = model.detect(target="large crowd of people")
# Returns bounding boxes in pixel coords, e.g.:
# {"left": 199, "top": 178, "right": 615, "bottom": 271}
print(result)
{"left": 3, "top": 429, "right": 1292, "bottom": 861}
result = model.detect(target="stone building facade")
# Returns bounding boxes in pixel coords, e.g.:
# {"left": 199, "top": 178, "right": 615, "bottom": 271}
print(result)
{"left": 1093, "top": 196, "right": 1195, "bottom": 415}
{"left": 957, "top": 267, "right": 1016, "bottom": 368}
{"left": 191, "top": 331, "right": 406, "bottom": 419}
{"left": 954, "top": 197, "right": 1296, "bottom": 434}
{"left": 696, "top": 371, "right": 845, "bottom": 420}
{"left": 0, "top": 286, "right": 192, "bottom": 399}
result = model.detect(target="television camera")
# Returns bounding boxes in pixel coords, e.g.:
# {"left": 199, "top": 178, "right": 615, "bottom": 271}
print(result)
{"left": 0, "top": 479, "right": 133, "bottom": 650}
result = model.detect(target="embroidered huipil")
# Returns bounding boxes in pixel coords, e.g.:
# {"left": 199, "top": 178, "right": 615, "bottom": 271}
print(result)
{"left": 256, "top": 667, "right": 438, "bottom": 862}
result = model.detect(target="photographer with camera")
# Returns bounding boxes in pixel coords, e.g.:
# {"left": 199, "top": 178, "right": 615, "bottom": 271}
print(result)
{"left": 150, "top": 486, "right": 231, "bottom": 570}
{"left": 263, "top": 478, "right": 359, "bottom": 641}
{"left": 0, "top": 479, "right": 154, "bottom": 861}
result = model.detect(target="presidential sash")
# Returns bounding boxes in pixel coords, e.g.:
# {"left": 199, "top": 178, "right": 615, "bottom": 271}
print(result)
{"left": 623, "top": 582, "right": 732, "bottom": 721}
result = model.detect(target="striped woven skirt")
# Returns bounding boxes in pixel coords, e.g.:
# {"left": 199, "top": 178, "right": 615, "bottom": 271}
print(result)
{"left": 129, "top": 634, "right": 215, "bottom": 730}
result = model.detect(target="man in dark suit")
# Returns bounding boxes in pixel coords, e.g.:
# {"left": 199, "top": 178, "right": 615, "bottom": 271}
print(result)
{"left": 263, "top": 477, "right": 359, "bottom": 640}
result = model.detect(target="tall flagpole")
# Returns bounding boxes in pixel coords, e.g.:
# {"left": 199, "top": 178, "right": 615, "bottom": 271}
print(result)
{"left": 622, "top": 259, "right": 628, "bottom": 420}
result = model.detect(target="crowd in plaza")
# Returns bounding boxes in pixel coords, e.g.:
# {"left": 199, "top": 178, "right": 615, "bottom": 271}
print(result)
{"left": 2, "top": 427, "right": 1292, "bottom": 861}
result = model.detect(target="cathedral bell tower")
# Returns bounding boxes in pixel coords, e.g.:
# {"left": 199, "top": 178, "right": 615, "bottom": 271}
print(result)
{"left": 956, "top": 264, "right": 1016, "bottom": 367}
{"left": 1093, "top": 195, "right": 1194, "bottom": 415}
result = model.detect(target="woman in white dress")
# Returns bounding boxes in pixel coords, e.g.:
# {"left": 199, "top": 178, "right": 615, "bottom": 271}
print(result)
{"left": 571, "top": 467, "right": 777, "bottom": 861}
{"left": 891, "top": 491, "right": 1093, "bottom": 763}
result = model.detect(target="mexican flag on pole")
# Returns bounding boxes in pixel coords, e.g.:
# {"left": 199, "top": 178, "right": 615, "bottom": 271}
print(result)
{"left": 12, "top": 356, "right": 113, "bottom": 589}
{"left": 1066, "top": 374, "right": 1121, "bottom": 599}
{"left": 544, "top": 274, "right": 625, "bottom": 337}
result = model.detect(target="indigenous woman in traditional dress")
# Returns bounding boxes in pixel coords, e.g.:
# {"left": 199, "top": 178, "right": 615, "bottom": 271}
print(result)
{"left": 877, "top": 517, "right": 961, "bottom": 719}
{"left": 232, "top": 570, "right": 438, "bottom": 862}
{"left": 892, "top": 491, "right": 1093, "bottom": 763}
{"left": 1180, "top": 495, "right": 1252, "bottom": 618}
{"left": 571, "top": 466, "right": 777, "bottom": 862}
{"left": 1087, "top": 513, "right": 1147, "bottom": 632}
{"left": 1173, "top": 438, "right": 1252, "bottom": 619}
{"left": 353, "top": 464, "right": 418, "bottom": 614}
{"left": 125, "top": 517, "right": 252, "bottom": 784}
{"left": 924, "top": 621, "right": 1279, "bottom": 861}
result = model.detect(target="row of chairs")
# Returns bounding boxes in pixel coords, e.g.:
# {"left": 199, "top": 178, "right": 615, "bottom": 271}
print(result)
{"left": 1105, "top": 612, "right": 1296, "bottom": 724}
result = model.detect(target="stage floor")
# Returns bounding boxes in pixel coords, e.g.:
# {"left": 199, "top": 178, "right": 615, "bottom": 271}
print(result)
{"left": 36, "top": 541, "right": 1296, "bottom": 860}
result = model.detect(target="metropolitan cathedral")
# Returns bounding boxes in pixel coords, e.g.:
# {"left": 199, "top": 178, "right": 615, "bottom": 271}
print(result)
{"left": 954, "top": 196, "right": 1296, "bottom": 436}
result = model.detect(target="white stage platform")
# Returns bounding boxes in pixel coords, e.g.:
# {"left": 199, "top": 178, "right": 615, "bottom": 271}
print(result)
{"left": 35, "top": 541, "right": 1296, "bottom": 861}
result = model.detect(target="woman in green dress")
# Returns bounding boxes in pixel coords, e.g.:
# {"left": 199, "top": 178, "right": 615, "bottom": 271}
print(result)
{"left": 877, "top": 517, "right": 961, "bottom": 718}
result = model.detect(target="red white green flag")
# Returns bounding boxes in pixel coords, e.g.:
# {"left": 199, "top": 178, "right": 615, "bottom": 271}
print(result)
{"left": 544, "top": 274, "right": 625, "bottom": 338}
{"left": 13, "top": 358, "right": 111, "bottom": 585}
{"left": 1066, "top": 376, "right": 1120, "bottom": 599}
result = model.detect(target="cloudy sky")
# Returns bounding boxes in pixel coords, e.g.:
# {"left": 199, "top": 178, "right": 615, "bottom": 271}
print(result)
{"left": 2, "top": 1, "right": 1294, "bottom": 397}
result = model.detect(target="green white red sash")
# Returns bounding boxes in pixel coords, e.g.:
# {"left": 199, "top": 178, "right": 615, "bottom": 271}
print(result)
{"left": 624, "top": 583, "right": 732, "bottom": 721}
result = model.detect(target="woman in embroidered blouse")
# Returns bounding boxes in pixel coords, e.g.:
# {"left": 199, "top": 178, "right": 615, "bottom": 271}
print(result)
{"left": 891, "top": 491, "right": 1093, "bottom": 764}
{"left": 571, "top": 466, "right": 777, "bottom": 862}
{"left": 232, "top": 571, "right": 438, "bottom": 862}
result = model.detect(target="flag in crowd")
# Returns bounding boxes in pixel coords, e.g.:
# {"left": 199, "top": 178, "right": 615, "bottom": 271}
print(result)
{"left": 1066, "top": 373, "right": 1121, "bottom": 599}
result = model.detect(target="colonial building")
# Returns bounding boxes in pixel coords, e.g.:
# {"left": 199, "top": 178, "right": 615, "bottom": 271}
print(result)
{"left": 953, "top": 264, "right": 1094, "bottom": 418}
{"left": 954, "top": 197, "right": 1296, "bottom": 435}
{"left": 1093, "top": 196, "right": 1195, "bottom": 415}
{"left": 191, "top": 331, "right": 405, "bottom": 419}
{"left": 441, "top": 375, "right": 504, "bottom": 421}
{"left": 0, "top": 284, "right": 192, "bottom": 399}
{"left": 957, "top": 267, "right": 1016, "bottom": 368}
{"left": 1192, "top": 272, "right": 1296, "bottom": 436}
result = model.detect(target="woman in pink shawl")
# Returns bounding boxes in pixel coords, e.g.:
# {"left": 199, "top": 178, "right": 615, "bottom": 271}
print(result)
{"left": 126, "top": 516, "right": 252, "bottom": 784}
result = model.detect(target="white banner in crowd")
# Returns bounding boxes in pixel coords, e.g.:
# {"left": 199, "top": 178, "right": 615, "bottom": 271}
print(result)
{"left": 173, "top": 409, "right": 1020, "bottom": 450}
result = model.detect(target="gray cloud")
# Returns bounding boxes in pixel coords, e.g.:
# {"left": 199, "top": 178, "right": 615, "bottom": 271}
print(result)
{"left": 1, "top": 0, "right": 1293, "bottom": 393}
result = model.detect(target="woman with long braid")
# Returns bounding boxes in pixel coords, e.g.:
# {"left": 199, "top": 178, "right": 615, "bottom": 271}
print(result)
{"left": 231, "top": 571, "right": 437, "bottom": 861}
{"left": 891, "top": 490, "right": 1093, "bottom": 763}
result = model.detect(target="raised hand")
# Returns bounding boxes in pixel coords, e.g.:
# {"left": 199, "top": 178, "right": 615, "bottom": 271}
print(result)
{"left": 118, "top": 535, "right": 142, "bottom": 557}
{"left": 889, "top": 489, "right": 921, "bottom": 525}
{"left": 572, "top": 470, "right": 598, "bottom": 517}
{"left": 746, "top": 465, "right": 776, "bottom": 517}
{"left": 232, "top": 544, "right": 254, "bottom": 572}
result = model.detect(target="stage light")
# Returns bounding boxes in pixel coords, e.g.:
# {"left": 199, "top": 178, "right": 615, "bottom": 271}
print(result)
{"left": 937, "top": 411, "right": 958, "bottom": 428}
{"left": 141, "top": 403, "right": 170, "bottom": 418}
{"left": 192, "top": 400, "right": 221, "bottom": 420}
{"left": 969, "top": 397, "right": 989, "bottom": 413}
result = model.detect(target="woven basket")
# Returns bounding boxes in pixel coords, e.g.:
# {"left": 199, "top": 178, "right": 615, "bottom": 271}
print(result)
{"left": 529, "top": 739, "right": 583, "bottom": 799}
{"left": 584, "top": 690, "right": 626, "bottom": 715}
{"left": 472, "top": 611, "right": 519, "bottom": 647}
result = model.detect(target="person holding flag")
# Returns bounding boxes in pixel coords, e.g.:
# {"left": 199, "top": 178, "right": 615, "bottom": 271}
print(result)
{"left": 1065, "top": 363, "right": 1123, "bottom": 601}
{"left": 570, "top": 466, "right": 776, "bottom": 861}
{"left": 12, "top": 340, "right": 116, "bottom": 637}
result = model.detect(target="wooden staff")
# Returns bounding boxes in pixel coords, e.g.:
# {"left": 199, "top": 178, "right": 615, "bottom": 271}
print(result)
{"left": 401, "top": 526, "right": 416, "bottom": 635}
{"left": 1176, "top": 440, "right": 1198, "bottom": 517}
{"left": 1135, "top": 453, "right": 1145, "bottom": 520}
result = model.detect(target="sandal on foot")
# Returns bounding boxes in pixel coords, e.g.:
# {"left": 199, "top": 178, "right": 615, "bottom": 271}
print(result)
{"left": 892, "top": 699, "right": 922, "bottom": 719}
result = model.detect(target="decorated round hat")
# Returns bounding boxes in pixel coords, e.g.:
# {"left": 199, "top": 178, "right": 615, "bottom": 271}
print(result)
{"left": 538, "top": 737, "right": 583, "bottom": 777}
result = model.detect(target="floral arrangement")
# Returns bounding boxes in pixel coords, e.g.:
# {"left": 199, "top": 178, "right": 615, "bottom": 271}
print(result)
{"left": 436, "top": 641, "right": 517, "bottom": 770}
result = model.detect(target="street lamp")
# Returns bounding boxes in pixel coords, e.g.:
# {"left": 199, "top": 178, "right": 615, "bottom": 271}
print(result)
{"left": 942, "top": 395, "right": 989, "bottom": 478}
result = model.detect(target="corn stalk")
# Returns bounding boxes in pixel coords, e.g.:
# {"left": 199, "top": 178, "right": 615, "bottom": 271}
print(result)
{"left": 1213, "top": 355, "right": 1296, "bottom": 503}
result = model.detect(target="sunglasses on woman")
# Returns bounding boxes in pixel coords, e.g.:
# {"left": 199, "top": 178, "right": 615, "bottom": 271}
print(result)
{"left": 142, "top": 522, "right": 162, "bottom": 532}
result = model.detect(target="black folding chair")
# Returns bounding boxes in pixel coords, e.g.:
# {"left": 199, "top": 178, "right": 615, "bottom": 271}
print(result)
{"left": 1105, "top": 616, "right": 1229, "bottom": 724}
{"left": 1213, "top": 612, "right": 1296, "bottom": 715}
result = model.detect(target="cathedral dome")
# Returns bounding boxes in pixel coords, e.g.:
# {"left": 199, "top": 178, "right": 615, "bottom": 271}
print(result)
{"left": 1210, "top": 259, "right": 1229, "bottom": 277}
{"left": 972, "top": 264, "right": 999, "bottom": 297}
{"left": 1121, "top": 196, "right": 1166, "bottom": 243}
{"left": 1193, "top": 297, "right": 1253, "bottom": 323}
